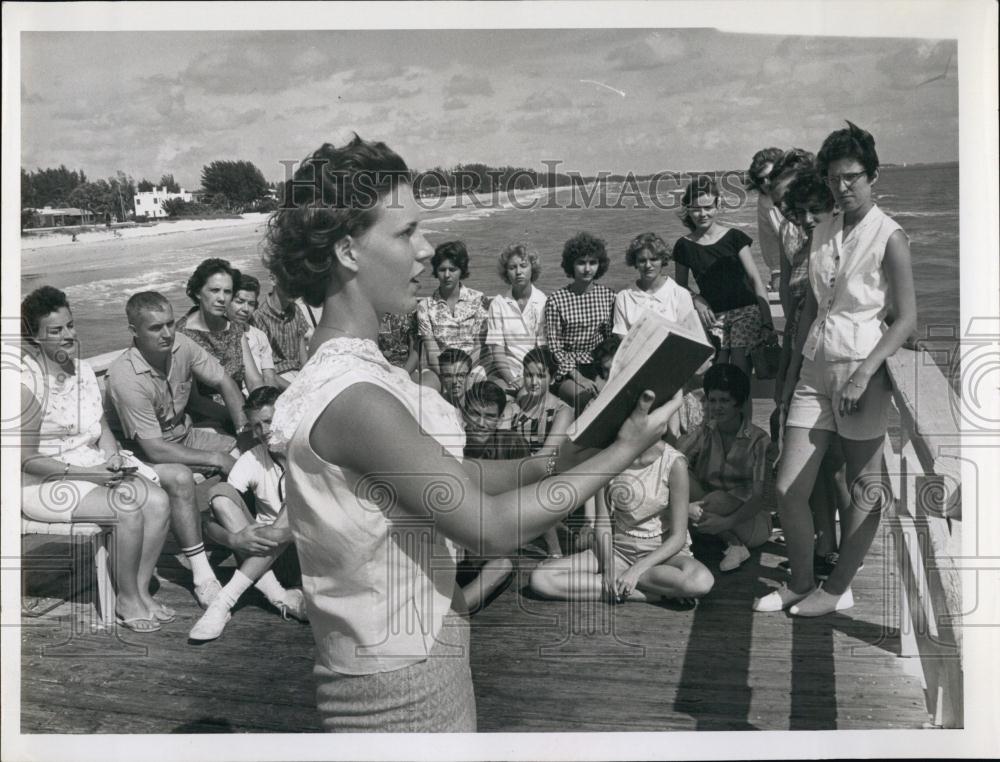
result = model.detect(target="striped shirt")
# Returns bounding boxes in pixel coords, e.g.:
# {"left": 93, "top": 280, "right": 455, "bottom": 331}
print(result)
{"left": 543, "top": 283, "right": 615, "bottom": 380}
{"left": 251, "top": 294, "right": 309, "bottom": 375}
{"left": 676, "top": 417, "right": 769, "bottom": 503}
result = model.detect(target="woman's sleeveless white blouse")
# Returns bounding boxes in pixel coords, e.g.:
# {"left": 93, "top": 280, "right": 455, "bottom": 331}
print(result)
{"left": 270, "top": 337, "right": 466, "bottom": 675}
{"left": 802, "top": 204, "right": 904, "bottom": 363}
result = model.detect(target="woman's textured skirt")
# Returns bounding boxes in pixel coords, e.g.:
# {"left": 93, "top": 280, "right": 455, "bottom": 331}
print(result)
{"left": 314, "top": 611, "right": 477, "bottom": 732}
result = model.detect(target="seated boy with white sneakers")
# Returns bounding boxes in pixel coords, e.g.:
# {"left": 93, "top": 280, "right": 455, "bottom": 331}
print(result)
{"left": 190, "top": 386, "right": 308, "bottom": 641}
{"left": 676, "top": 364, "right": 772, "bottom": 573}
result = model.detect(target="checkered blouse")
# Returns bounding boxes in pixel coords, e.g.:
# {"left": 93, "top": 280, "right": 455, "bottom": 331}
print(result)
{"left": 543, "top": 283, "right": 615, "bottom": 380}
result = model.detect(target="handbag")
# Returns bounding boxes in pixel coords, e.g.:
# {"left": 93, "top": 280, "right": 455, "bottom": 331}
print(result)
{"left": 750, "top": 331, "right": 782, "bottom": 381}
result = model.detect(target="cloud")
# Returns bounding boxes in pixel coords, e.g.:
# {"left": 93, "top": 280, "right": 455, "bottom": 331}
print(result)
{"left": 345, "top": 64, "right": 406, "bottom": 83}
{"left": 444, "top": 73, "right": 494, "bottom": 97}
{"left": 22, "top": 86, "right": 44, "bottom": 105}
{"left": 443, "top": 96, "right": 468, "bottom": 111}
{"left": 606, "top": 31, "right": 686, "bottom": 71}
{"left": 338, "top": 82, "right": 422, "bottom": 103}
{"left": 876, "top": 40, "right": 956, "bottom": 89}
{"left": 519, "top": 89, "right": 572, "bottom": 111}
{"left": 182, "top": 44, "right": 344, "bottom": 94}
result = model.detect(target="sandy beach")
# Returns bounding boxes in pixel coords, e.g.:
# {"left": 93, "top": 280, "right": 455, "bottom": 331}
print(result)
{"left": 21, "top": 212, "right": 270, "bottom": 254}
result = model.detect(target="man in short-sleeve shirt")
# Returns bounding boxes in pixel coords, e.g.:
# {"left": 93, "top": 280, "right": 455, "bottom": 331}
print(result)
{"left": 106, "top": 294, "right": 245, "bottom": 475}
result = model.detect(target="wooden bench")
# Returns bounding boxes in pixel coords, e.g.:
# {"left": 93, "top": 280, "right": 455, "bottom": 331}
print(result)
{"left": 21, "top": 518, "right": 116, "bottom": 628}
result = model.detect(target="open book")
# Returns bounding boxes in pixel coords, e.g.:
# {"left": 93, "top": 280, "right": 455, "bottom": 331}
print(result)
{"left": 569, "top": 308, "right": 714, "bottom": 450}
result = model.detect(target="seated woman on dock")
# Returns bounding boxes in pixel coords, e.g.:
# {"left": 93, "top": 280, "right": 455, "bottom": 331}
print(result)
{"left": 177, "top": 258, "right": 259, "bottom": 425}
{"left": 190, "top": 386, "right": 308, "bottom": 642}
{"left": 530, "top": 436, "right": 714, "bottom": 605}
{"left": 227, "top": 270, "right": 282, "bottom": 392}
{"left": 544, "top": 232, "right": 615, "bottom": 414}
{"left": 416, "top": 240, "right": 491, "bottom": 386}
{"left": 20, "top": 286, "right": 173, "bottom": 633}
{"left": 676, "top": 364, "right": 772, "bottom": 573}
{"left": 264, "top": 134, "right": 681, "bottom": 731}
{"left": 611, "top": 232, "right": 697, "bottom": 335}
{"left": 673, "top": 175, "right": 776, "bottom": 375}
{"left": 756, "top": 121, "right": 917, "bottom": 617}
{"left": 484, "top": 242, "right": 547, "bottom": 391}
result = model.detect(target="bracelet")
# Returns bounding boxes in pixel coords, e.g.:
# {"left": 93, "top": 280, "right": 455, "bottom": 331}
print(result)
{"left": 847, "top": 378, "right": 863, "bottom": 388}
{"left": 61, "top": 463, "right": 71, "bottom": 479}
{"left": 544, "top": 449, "right": 559, "bottom": 478}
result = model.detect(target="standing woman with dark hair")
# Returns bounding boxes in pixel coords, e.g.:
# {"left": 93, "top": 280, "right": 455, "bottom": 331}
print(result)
{"left": 264, "top": 135, "right": 680, "bottom": 732}
{"left": 747, "top": 147, "right": 786, "bottom": 274}
{"left": 673, "top": 175, "right": 776, "bottom": 374}
{"left": 543, "top": 232, "right": 616, "bottom": 413}
{"left": 177, "top": 257, "right": 260, "bottom": 413}
{"left": 416, "top": 240, "right": 491, "bottom": 383}
{"left": 756, "top": 121, "right": 917, "bottom": 616}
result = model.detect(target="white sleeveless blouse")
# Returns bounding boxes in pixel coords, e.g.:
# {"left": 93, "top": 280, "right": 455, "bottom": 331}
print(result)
{"left": 270, "top": 337, "right": 465, "bottom": 675}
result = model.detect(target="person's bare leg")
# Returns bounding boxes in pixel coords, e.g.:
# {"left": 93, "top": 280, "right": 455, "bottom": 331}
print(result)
{"left": 635, "top": 555, "right": 714, "bottom": 602}
{"left": 133, "top": 477, "right": 171, "bottom": 617}
{"left": 76, "top": 486, "right": 148, "bottom": 623}
{"left": 528, "top": 550, "right": 604, "bottom": 600}
{"left": 821, "top": 435, "right": 887, "bottom": 596}
{"left": 461, "top": 557, "right": 513, "bottom": 612}
{"left": 773, "top": 426, "right": 833, "bottom": 595}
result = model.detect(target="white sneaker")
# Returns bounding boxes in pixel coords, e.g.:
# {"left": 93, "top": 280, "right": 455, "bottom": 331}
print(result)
{"left": 189, "top": 598, "right": 232, "bottom": 641}
{"left": 271, "top": 588, "right": 309, "bottom": 622}
{"left": 193, "top": 578, "right": 222, "bottom": 609}
{"left": 719, "top": 544, "right": 751, "bottom": 572}
{"left": 753, "top": 584, "right": 814, "bottom": 612}
{"left": 789, "top": 585, "right": 855, "bottom": 617}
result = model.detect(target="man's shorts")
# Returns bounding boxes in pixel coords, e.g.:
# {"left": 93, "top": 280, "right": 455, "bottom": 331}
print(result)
{"left": 786, "top": 343, "right": 893, "bottom": 441}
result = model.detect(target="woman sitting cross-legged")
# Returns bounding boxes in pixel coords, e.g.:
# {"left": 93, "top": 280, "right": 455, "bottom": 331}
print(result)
{"left": 676, "top": 363, "right": 772, "bottom": 573}
{"left": 530, "top": 435, "right": 714, "bottom": 605}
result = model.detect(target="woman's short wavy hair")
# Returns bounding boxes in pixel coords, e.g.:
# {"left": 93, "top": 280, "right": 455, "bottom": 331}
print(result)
{"left": 780, "top": 172, "right": 835, "bottom": 219}
{"left": 264, "top": 134, "right": 411, "bottom": 307}
{"left": 496, "top": 243, "right": 541, "bottom": 284}
{"left": 703, "top": 362, "right": 751, "bottom": 406}
{"left": 185, "top": 258, "right": 235, "bottom": 304}
{"left": 432, "top": 241, "right": 470, "bottom": 279}
{"left": 560, "top": 232, "right": 609, "bottom": 279}
{"left": 625, "top": 232, "right": 671, "bottom": 268}
{"left": 679, "top": 175, "right": 720, "bottom": 232}
{"left": 817, "top": 120, "right": 880, "bottom": 180}
{"left": 21, "top": 285, "right": 69, "bottom": 342}
{"left": 769, "top": 148, "right": 815, "bottom": 183}
{"left": 746, "top": 147, "right": 784, "bottom": 191}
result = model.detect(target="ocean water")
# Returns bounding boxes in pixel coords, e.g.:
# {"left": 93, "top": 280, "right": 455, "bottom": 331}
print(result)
{"left": 20, "top": 165, "right": 959, "bottom": 364}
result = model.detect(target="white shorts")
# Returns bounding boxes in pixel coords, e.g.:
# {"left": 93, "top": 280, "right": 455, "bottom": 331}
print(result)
{"left": 786, "top": 343, "right": 893, "bottom": 441}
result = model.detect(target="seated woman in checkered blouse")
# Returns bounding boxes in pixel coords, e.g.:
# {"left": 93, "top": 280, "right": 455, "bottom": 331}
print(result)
{"left": 542, "top": 232, "right": 615, "bottom": 415}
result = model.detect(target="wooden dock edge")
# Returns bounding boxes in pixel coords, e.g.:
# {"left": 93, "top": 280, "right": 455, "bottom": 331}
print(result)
{"left": 885, "top": 348, "right": 964, "bottom": 728}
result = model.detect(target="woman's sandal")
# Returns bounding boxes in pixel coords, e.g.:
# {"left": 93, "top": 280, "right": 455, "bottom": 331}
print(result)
{"left": 151, "top": 604, "right": 176, "bottom": 623}
{"left": 116, "top": 616, "right": 161, "bottom": 633}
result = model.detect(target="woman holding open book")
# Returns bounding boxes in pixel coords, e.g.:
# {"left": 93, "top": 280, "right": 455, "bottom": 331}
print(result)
{"left": 263, "top": 134, "right": 683, "bottom": 732}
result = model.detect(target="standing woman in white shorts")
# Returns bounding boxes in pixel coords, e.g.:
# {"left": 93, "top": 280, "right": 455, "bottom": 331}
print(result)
{"left": 755, "top": 121, "right": 917, "bottom": 617}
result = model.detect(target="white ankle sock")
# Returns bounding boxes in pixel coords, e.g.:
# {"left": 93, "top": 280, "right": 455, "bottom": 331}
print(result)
{"left": 182, "top": 545, "right": 215, "bottom": 586}
{"left": 254, "top": 571, "right": 286, "bottom": 603}
{"left": 221, "top": 570, "right": 254, "bottom": 609}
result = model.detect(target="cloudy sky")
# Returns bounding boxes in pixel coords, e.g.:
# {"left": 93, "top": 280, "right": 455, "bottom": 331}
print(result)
{"left": 20, "top": 28, "right": 957, "bottom": 187}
